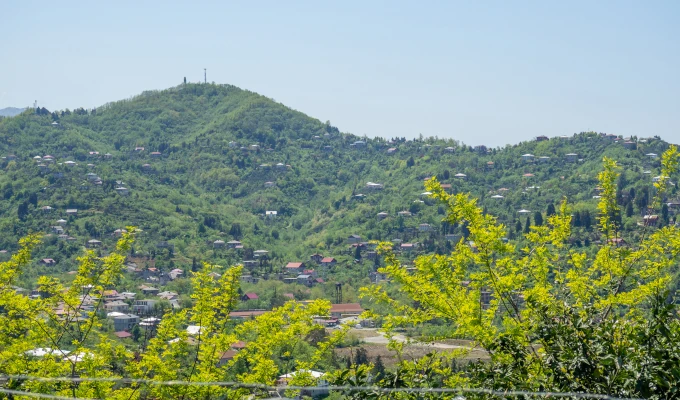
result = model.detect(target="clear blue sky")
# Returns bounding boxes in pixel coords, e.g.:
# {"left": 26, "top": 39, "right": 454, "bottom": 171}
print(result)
{"left": 2, "top": 1, "right": 678, "bottom": 146}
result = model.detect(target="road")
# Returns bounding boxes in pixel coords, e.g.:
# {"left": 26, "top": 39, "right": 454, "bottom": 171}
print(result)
{"left": 359, "top": 330, "right": 473, "bottom": 350}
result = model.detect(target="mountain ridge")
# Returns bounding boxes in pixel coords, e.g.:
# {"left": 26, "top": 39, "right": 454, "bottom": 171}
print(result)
{"left": 0, "top": 107, "right": 26, "bottom": 117}
{"left": 0, "top": 83, "right": 675, "bottom": 300}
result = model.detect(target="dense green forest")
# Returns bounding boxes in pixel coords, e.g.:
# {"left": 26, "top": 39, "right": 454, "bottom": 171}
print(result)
{"left": 0, "top": 83, "right": 676, "bottom": 298}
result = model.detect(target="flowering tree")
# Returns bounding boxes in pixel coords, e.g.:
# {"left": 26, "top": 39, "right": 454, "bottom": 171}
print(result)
{"left": 345, "top": 146, "right": 680, "bottom": 399}
{"left": 0, "top": 228, "right": 344, "bottom": 399}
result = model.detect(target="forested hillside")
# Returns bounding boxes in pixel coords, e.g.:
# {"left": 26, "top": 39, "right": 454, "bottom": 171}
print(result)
{"left": 0, "top": 83, "right": 676, "bottom": 295}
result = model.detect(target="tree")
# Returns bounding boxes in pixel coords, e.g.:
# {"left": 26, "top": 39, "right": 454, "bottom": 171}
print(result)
{"left": 523, "top": 215, "right": 531, "bottom": 233}
{"left": 28, "top": 192, "right": 38, "bottom": 207}
{"left": 533, "top": 211, "right": 543, "bottom": 226}
{"left": 131, "top": 325, "right": 142, "bottom": 342}
{"left": 372, "top": 356, "right": 385, "bottom": 380}
{"left": 662, "top": 203, "right": 670, "bottom": 225}
{"left": 229, "top": 223, "right": 242, "bottom": 239}
{"left": 406, "top": 157, "right": 415, "bottom": 168}
{"left": 0, "top": 229, "right": 346, "bottom": 399}
{"left": 515, "top": 219, "right": 522, "bottom": 233}
{"left": 626, "top": 200, "right": 634, "bottom": 217}
{"left": 17, "top": 201, "right": 29, "bottom": 221}
{"left": 355, "top": 146, "right": 680, "bottom": 399}
{"left": 582, "top": 210, "right": 592, "bottom": 230}
{"left": 546, "top": 203, "right": 556, "bottom": 217}
{"left": 353, "top": 347, "right": 369, "bottom": 366}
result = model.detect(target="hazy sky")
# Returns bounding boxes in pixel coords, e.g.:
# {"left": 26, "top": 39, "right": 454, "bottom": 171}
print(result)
{"left": 2, "top": 1, "right": 678, "bottom": 146}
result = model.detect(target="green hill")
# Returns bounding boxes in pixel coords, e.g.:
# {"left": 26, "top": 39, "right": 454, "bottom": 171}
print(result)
{"left": 0, "top": 83, "right": 676, "bottom": 297}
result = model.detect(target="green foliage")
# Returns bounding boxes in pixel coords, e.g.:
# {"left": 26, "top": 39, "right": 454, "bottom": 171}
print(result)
{"left": 0, "top": 230, "right": 346, "bottom": 399}
{"left": 357, "top": 146, "right": 680, "bottom": 398}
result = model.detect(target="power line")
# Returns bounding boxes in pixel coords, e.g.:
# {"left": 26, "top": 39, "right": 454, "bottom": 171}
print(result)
{"left": 0, "top": 387, "right": 94, "bottom": 400}
{"left": 1, "top": 375, "right": 643, "bottom": 400}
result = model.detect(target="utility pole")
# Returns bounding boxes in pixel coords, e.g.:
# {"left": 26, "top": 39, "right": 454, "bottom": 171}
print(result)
{"left": 204, "top": 68, "right": 207, "bottom": 84}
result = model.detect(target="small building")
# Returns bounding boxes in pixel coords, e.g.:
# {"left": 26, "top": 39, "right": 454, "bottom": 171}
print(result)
{"left": 297, "top": 274, "right": 314, "bottom": 286}
{"left": 167, "top": 269, "right": 183, "bottom": 281}
{"left": 113, "top": 228, "right": 127, "bottom": 237}
{"left": 115, "top": 187, "right": 130, "bottom": 196}
{"left": 150, "top": 151, "right": 162, "bottom": 158}
{"left": 401, "top": 243, "right": 415, "bottom": 252}
{"left": 41, "top": 258, "right": 56, "bottom": 266}
{"left": 565, "top": 153, "right": 578, "bottom": 162}
{"left": 320, "top": 257, "right": 337, "bottom": 267}
{"left": 132, "top": 299, "right": 157, "bottom": 314}
{"left": 87, "top": 239, "right": 102, "bottom": 248}
{"left": 643, "top": 215, "right": 659, "bottom": 225}
{"left": 113, "top": 314, "right": 139, "bottom": 332}
{"left": 285, "top": 262, "right": 305, "bottom": 274}
{"left": 623, "top": 141, "right": 636, "bottom": 150}
{"left": 213, "top": 240, "right": 225, "bottom": 248}
{"left": 114, "top": 331, "right": 132, "bottom": 339}
{"left": 377, "top": 212, "right": 388, "bottom": 220}
{"left": 105, "top": 301, "right": 130, "bottom": 313}
{"left": 265, "top": 211, "right": 277, "bottom": 219}
{"left": 310, "top": 253, "right": 324, "bottom": 263}
{"left": 397, "top": 211, "right": 412, "bottom": 217}
{"left": 366, "top": 182, "right": 384, "bottom": 190}
{"left": 445, "top": 234, "right": 462, "bottom": 242}
{"left": 139, "top": 285, "right": 160, "bottom": 296}
{"left": 535, "top": 135, "right": 549, "bottom": 142}
{"left": 66, "top": 209, "right": 78, "bottom": 216}
{"left": 330, "top": 303, "right": 363, "bottom": 319}
{"left": 217, "top": 350, "right": 238, "bottom": 366}
{"left": 538, "top": 156, "right": 551, "bottom": 163}
{"left": 264, "top": 181, "right": 276, "bottom": 188}
{"left": 347, "top": 234, "right": 362, "bottom": 244}
{"left": 241, "top": 293, "right": 259, "bottom": 302}
{"left": 521, "top": 154, "right": 535, "bottom": 162}
{"left": 418, "top": 223, "right": 432, "bottom": 232}
{"left": 253, "top": 250, "right": 269, "bottom": 258}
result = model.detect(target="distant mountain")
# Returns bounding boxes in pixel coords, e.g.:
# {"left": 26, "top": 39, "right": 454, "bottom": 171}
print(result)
{"left": 0, "top": 107, "right": 26, "bottom": 117}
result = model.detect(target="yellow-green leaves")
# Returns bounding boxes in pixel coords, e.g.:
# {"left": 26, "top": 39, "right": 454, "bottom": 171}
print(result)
{"left": 597, "top": 157, "right": 620, "bottom": 237}
{"left": 363, "top": 146, "right": 680, "bottom": 386}
{"left": 652, "top": 145, "right": 679, "bottom": 209}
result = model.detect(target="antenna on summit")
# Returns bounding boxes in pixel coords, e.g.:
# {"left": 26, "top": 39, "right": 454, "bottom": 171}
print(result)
{"left": 204, "top": 68, "right": 207, "bottom": 84}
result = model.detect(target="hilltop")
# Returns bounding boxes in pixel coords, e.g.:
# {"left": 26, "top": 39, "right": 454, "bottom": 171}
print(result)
{"left": 0, "top": 107, "right": 26, "bottom": 117}
{"left": 0, "top": 83, "right": 676, "bottom": 302}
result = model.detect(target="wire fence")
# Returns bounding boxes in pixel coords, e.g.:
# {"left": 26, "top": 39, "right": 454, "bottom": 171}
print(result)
{"left": 0, "top": 374, "right": 643, "bottom": 400}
